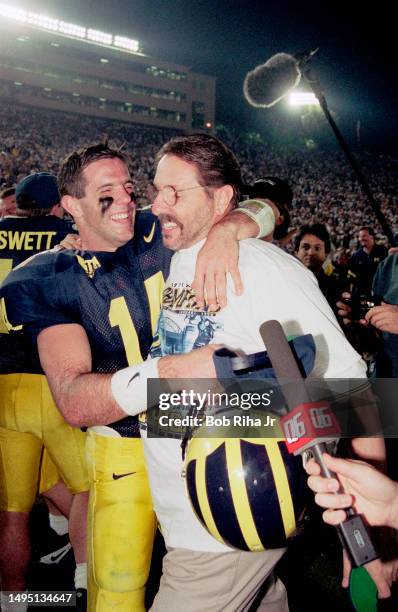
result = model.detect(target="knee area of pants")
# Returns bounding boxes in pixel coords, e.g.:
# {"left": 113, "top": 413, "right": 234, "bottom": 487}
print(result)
{"left": 89, "top": 587, "right": 145, "bottom": 612}
{"left": 94, "top": 570, "right": 148, "bottom": 594}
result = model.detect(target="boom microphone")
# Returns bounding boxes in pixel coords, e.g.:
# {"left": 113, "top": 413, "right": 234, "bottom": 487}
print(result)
{"left": 260, "top": 320, "right": 378, "bottom": 568}
{"left": 243, "top": 52, "right": 301, "bottom": 108}
{"left": 244, "top": 50, "right": 397, "bottom": 247}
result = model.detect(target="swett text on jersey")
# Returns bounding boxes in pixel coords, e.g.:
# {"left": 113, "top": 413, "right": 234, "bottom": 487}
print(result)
{"left": 0, "top": 212, "right": 171, "bottom": 435}
{"left": 0, "top": 215, "right": 75, "bottom": 285}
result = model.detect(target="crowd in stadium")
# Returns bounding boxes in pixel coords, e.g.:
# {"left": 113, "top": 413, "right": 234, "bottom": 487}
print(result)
{"left": 1, "top": 105, "right": 397, "bottom": 264}
{"left": 1, "top": 102, "right": 398, "bottom": 612}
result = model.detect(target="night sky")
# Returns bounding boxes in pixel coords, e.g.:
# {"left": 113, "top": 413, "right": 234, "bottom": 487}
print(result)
{"left": 20, "top": 1, "right": 398, "bottom": 152}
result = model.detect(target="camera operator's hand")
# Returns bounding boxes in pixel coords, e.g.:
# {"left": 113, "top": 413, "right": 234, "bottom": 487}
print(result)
{"left": 337, "top": 292, "right": 355, "bottom": 325}
{"left": 366, "top": 303, "right": 398, "bottom": 334}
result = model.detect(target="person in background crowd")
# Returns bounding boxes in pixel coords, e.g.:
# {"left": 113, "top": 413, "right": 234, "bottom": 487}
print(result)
{"left": 0, "top": 187, "right": 17, "bottom": 218}
{"left": 338, "top": 250, "right": 398, "bottom": 483}
{"left": 246, "top": 176, "right": 294, "bottom": 246}
{"left": 0, "top": 173, "right": 74, "bottom": 283}
{"left": 367, "top": 252, "right": 398, "bottom": 377}
{"left": 294, "top": 223, "right": 343, "bottom": 313}
{"left": 347, "top": 226, "right": 388, "bottom": 296}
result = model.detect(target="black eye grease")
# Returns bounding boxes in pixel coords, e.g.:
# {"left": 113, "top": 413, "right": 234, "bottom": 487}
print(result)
{"left": 99, "top": 196, "right": 113, "bottom": 213}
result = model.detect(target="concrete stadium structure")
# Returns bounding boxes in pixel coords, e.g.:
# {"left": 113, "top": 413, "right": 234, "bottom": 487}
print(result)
{"left": 0, "top": 4, "right": 215, "bottom": 132}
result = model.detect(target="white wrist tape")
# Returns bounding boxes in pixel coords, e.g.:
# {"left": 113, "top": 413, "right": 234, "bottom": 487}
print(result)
{"left": 237, "top": 199, "right": 276, "bottom": 238}
{"left": 111, "top": 357, "right": 160, "bottom": 416}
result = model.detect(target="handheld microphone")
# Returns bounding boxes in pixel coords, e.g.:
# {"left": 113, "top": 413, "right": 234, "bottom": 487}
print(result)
{"left": 260, "top": 320, "right": 378, "bottom": 568}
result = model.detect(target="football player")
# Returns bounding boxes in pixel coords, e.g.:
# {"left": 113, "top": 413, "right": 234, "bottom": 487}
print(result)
{"left": 0, "top": 173, "right": 89, "bottom": 610}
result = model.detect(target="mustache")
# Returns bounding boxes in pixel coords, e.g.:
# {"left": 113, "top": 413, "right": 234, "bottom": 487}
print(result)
{"left": 158, "top": 214, "right": 183, "bottom": 229}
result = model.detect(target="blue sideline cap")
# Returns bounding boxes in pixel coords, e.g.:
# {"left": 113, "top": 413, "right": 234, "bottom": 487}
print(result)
{"left": 16, "top": 172, "right": 61, "bottom": 210}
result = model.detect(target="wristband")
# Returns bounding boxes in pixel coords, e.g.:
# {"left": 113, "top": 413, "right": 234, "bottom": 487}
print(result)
{"left": 111, "top": 357, "right": 160, "bottom": 416}
{"left": 237, "top": 199, "right": 276, "bottom": 238}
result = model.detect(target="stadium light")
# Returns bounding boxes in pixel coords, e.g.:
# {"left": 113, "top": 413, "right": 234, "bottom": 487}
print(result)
{"left": 0, "top": 2, "right": 142, "bottom": 54}
{"left": 288, "top": 92, "right": 320, "bottom": 107}
{"left": 0, "top": 3, "right": 27, "bottom": 22}
{"left": 27, "top": 13, "right": 58, "bottom": 31}
{"left": 58, "top": 21, "right": 86, "bottom": 38}
{"left": 87, "top": 29, "right": 112, "bottom": 45}
{"left": 114, "top": 35, "right": 140, "bottom": 53}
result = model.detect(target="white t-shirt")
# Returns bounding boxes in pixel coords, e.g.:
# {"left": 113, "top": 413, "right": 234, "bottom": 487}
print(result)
{"left": 141, "top": 239, "right": 366, "bottom": 552}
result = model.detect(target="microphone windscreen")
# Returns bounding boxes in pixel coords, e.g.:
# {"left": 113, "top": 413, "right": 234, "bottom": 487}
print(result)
{"left": 260, "top": 320, "right": 309, "bottom": 409}
{"left": 243, "top": 52, "right": 301, "bottom": 108}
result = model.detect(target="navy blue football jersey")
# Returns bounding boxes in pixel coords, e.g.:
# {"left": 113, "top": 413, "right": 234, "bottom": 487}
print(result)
{"left": 1, "top": 211, "right": 171, "bottom": 435}
{"left": 0, "top": 215, "right": 76, "bottom": 373}
{"left": 0, "top": 215, "right": 75, "bottom": 284}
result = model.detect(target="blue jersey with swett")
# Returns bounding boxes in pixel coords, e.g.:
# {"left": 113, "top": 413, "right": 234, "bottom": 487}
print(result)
{"left": 0, "top": 215, "right": 75, "bottom": 282}
{"left": 0, "top": 214, "right": 76, "bottom": 374}
{"left": 0, "top": 211, "right": 171, "bottom": 435}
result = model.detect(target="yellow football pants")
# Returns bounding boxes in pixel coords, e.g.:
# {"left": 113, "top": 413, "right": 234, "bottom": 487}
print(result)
{"left": 86, "top": 430, "right": 156, "bottom": 611}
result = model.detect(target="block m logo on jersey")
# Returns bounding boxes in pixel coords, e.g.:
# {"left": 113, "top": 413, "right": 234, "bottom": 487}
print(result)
{"left": 76, "top": 255, "right": 101, "bottom": 279}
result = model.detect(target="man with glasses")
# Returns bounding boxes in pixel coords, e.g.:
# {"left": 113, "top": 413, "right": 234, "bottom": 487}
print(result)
{"left": 1, "top": 141, "right": 274, "bottom": 611}
{"left": 107, "top": 134, "right": 382, "bottom": 610}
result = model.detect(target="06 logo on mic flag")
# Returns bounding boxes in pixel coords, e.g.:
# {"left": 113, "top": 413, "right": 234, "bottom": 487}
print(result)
{"left": 280, "top": 401, "right": 341, "bottom": 455}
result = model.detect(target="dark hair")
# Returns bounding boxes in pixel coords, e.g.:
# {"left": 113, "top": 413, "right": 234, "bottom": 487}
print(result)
{"left": 155, "top": 134, "right": 242, "bottom": 207}
{"left": 14, "top": 207, "right": 53, "bottom": 218}
{"left": 294, "top": 223, "right": 331, "bottom": 254}
{"left": 358, "top": 226, "right": 375, "bottom": 237}
{"left": 0, "top": 187, "right": 15, "bottom": 200}
{"left": 58, "top": 142, "right": 130, "bottom": 198}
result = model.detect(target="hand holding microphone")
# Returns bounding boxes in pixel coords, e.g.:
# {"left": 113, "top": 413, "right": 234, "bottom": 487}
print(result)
{"left": 305, "top": 453, "right": 398, "bottom": 530}
{"left": 260, "top": 320, "right": 379, "bottom": 565}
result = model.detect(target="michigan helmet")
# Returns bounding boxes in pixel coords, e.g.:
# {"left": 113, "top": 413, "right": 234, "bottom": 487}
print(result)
{"left": 185, "top": 418, "right": 307, "bottom": 551}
